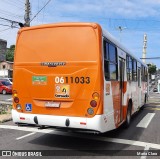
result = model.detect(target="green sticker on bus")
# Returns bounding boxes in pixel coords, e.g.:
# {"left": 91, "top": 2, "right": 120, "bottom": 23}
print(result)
{"left": 32, "top": 76, "right": 47, "bottom": 85}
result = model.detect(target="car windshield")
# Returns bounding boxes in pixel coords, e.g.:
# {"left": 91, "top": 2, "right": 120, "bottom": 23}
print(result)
{"left": 1, "top": 81, "right": 11, "bottom": 86}
{"left": 9, "top": 78, "right": 12, "bottom": 82}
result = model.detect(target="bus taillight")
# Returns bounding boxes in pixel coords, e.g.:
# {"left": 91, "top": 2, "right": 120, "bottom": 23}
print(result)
{"left": 14, "top": 97, "right": 19, "bottom": 103}
{"left": 90, "top": 100, "right": 97, "bottom": 107}
{"left": 13, "top": 90, "right": 18, "bottom": 97}
{"left": 92, "top": 92, "right": 99, "bottom": 100}
{"left": 16, "top": 104, "right": 22, "bottom": 110}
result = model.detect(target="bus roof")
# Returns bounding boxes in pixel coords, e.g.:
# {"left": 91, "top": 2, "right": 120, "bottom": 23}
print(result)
{"left": 18, "top": 22, "right": 101, "bottom": 33}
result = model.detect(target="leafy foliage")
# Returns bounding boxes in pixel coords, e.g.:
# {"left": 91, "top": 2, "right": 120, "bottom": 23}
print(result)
{"left": 6, "top": 45, "right": 15, "bottom": 62}
{"left": 148, "top": 64, "right": 156, "bottom": 75}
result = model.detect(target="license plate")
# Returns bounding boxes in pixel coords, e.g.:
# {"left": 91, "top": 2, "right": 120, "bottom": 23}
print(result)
{"left": 45, "top": 102, "right": 60, "bottom": 108}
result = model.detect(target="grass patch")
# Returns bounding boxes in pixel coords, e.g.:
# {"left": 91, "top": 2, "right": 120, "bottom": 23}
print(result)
{"left": 0, "top": 104, "right": 12, "bottom": 115}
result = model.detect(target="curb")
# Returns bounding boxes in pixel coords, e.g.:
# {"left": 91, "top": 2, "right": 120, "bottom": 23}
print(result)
{"left": 0, "top": 117, "right": 12, "bottom": 123}
{"left": 0, "top": 101, "right": 12, "bottom": 105}
{"left": 0, "top": 102, "right": 12, "bottom": 123}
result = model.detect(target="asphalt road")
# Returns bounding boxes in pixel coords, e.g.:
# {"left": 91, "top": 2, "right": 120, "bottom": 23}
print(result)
{"left": 0, "top": 94, "right": 12, "bottom": 102}
{"left": 0, "top": 93, "right": 160, "bottom": 159}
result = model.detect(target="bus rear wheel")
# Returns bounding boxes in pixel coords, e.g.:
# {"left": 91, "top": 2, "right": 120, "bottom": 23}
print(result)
{"left": 124, "top": 102, "right": 132, "bottom": 128}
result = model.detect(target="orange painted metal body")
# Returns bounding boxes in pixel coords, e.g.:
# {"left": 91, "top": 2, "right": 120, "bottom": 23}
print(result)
{"left": 13, "top": 23, "right": 104, "bottom": 118}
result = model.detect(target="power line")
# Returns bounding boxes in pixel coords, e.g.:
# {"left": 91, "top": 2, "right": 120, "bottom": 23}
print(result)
{"left": 0, "top": 17, "right": 21, "bottom": 24}
{"left": 2, "top": 0, "right": 24, "bottom": 9}
{"left": 0, "top": 27, "right": 11, "bottom": 33}
{"left": 0, "top": 24, "right": 12, "bottom": 27}
{"left": 17, "top": 0, "right": 25, "bottom": 4}
{"left": 30, "top": 0, "right": 52, "bottom": 23}
{"left": 0, "top": 9, "right": 23, "bottom": 19}
{"left": 0, "top": 17, "right": 21, "bottom": 28}
{"left": 42, "top": 0, "right": 46, "bottom": 24}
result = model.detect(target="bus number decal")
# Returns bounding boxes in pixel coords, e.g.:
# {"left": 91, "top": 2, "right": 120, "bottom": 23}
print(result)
{"left": 65, "top": 77, "right": 90, "bottom": 84}
{"left": 55, "top": 77, "right": 64, "bottom": 84}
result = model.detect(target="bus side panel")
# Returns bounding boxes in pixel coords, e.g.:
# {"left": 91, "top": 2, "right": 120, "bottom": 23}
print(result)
{"left": 103, "top": 81, "right": 116, "bottom": 131}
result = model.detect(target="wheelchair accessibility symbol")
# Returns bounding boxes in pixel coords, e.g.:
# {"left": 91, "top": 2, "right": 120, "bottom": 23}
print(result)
{"left": 25, "top": 104, "right": 32, "bottom": 111}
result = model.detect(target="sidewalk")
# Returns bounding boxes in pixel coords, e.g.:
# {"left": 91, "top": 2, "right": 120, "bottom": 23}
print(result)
{"left": 148, "top": 96, "right": 160, "bottom": 105}
{"left": 0, "top": 101, "right": 12, "bottom": 123}
{"left": 0, "top": 110, "right": 12, "bottom": 123}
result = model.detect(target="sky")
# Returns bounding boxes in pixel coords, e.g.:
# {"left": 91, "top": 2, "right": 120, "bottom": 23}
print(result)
{"left": 0, "top": 0, "right": 160, "bottom": 68}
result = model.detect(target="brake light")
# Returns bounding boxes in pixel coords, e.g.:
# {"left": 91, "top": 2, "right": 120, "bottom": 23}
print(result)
{"left": 90, "top": 100, "right": 97, "bottom": 107}
{"left": 14, "top": 97, "right": 19, "bottom": 103}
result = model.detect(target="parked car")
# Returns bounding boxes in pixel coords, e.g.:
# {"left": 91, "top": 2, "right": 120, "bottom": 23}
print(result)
{"left": 153, "top": 88, "right": 158, "bottom": 92}
{"left": 0, "top": 78, "right": 12, "bottom": 84}
{"left": 151, "top": 81, "right": 155, "bottom": 85}
{"left": 0, "top": 80, "right": 12, "bottom": 94}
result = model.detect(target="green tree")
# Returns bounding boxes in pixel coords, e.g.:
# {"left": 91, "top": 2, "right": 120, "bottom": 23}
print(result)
{"left": 6, "top": 45, "right": 15, "bottom": 62}
{"left": 148, "top": 64, "right": 156, "bottom": 75}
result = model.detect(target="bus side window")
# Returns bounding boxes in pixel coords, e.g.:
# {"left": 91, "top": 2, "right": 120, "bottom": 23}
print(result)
{"left": 104, "top": 41, "right": 109, "bottom": 80}
{"left": 126, "top": 55, "right": 132, "bottom": 81}
{"left": 103, "top": 41, "right": 118, "bottom": 81}
{"left": 132, "top": 59, "right": 137, "bottom": 81}
{"left": 145, "top": 67, "right": 148, "bottom": 82}
{"left": 141, "top": 65, "right": 143, "bottom": 81}
{"left": 108, "top": 44, "right": 117, "bottom": 80}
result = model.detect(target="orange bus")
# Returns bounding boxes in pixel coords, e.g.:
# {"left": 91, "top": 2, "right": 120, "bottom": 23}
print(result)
{"left": 12, "top": 23, "right": 148, "bottom": 133}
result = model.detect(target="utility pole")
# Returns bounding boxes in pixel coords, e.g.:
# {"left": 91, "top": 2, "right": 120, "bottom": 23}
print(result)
{"left": 24, "top": 0, "right": 31, "bottom": 26}
{"left": 142, "top": 34, "right": 147, "bottom": 64}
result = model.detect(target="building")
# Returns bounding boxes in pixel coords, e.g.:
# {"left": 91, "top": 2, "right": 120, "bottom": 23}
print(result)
{"left": 0, "top": 39, "right": 7, "bottom": 61}
{"left": 0, "top": 61, "right": 13, "bottom": 78}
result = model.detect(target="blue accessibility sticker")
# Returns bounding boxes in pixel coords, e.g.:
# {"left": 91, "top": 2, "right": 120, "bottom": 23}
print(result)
{"left": 25, "top": 104, "right": 32, "bottom": 111}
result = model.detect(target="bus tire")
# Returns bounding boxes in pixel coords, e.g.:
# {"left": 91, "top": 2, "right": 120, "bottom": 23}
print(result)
{"left": 124, "top": 102, "right": 132, "bottom": 128}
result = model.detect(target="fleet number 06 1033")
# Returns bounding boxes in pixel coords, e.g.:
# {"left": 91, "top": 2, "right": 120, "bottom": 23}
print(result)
{"left": 55, "top": 76, "right": 90, "bottom": 84}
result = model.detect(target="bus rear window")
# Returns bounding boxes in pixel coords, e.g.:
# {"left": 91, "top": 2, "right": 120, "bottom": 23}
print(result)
{"left": 16, "top": 27, "right": 98, "bottom": 63}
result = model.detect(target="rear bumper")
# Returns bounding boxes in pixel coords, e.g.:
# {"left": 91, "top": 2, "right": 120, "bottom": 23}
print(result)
{"left": 12, "top": 109, "right": 115, "bottom": 133}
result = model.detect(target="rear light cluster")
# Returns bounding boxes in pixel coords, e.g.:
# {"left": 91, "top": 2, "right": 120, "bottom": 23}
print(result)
{"left": 87, "top": 92, "right": 100, "bottom": 115}
{"left": 90, "top": 100, "right": 97, "bottom": 107}
{"left": 14, "top": 97, "right": 19, "bottom": 103}
{"left": 13, "top": 90, "right": 22, "bottom": 111}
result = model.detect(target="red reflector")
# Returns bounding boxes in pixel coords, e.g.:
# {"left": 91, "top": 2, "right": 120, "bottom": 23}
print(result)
{"left": 20, "top": 117, "right": 25, "bottom": 120}
{"left": 90, "top": 100, "right": 97, "bottom": 107}
{"left": 80, "top": 122, "right": 86, "bottom": 125}
{"left": 14, "top": 97, "right": 19, "bottom": 103}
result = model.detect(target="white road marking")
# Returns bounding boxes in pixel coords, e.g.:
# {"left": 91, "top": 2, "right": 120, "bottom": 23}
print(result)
{"left": 0, "top": 125, "right": 54, "bottom": 133}
{"left": 1, "top": 125, "right": 160, "bottom": 149}
{"left": 6, "top": 98, "right": 12, "bottom": 101}
{"left": 137, "top": 113, "right": 155, "bottom": 128}
{"left": 140, "top": 145, "right": 150, "bottom": 159}
{"left": 16, "top": 132, "right": 36, "bottom": 140}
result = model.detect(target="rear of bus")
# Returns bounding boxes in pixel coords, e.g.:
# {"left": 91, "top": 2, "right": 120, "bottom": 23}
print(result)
{"left": 12, "top": 23, "right": 105, "bottom": 132}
